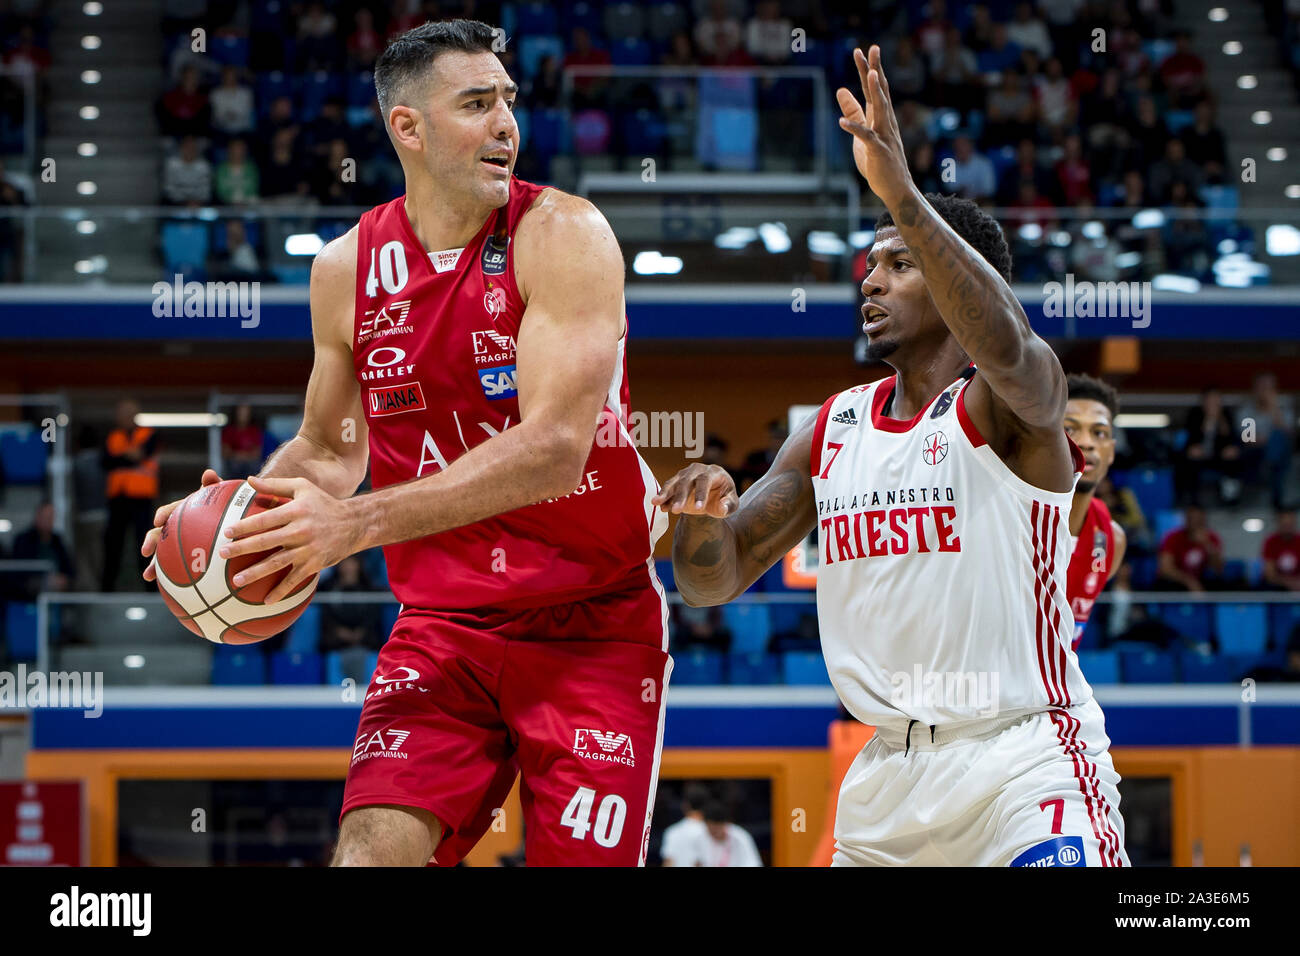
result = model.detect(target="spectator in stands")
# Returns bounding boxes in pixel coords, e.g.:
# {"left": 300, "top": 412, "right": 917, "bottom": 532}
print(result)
{"left": 909, "top": 141, "right": 943, "bottom": 196}
{"left": 745, "top": 0, "right": 792, "bottom": 65}
{"left": 1040, "top": 0, "right": 1085, "bottom": 69}
{"left": 525, "top": 54, "right": 563, "bottom": 109}
{"left": 1158, "top": 30, "right": 1207, "bottom": 108}
{"left": 1008, "top": 180, "right": 1057, "bottom": 230}
{"left": 886, "top": 36, "right": 928, "bottom": 101}
{"left": 158, "top": 64, "right": 210, "bottom": 139}
{"left": 222, "top": 404, "right": 265, "bottom": 478}
{"left": 997, "top": 138, "right": 1052, "bottom": 205}
{"left": 1124, "top": 96, "right": 1171, "bottom": 172}
{"left": 1034, "top": 56, "right": 1074, "bottom": 130}
{"left": 10, "top": 500, "right": 73, "bottom": 600}
{"left": 976, "top": 22, "right": 1022, "bottom": 75}
{"left": 694, "top": 801, "right": 763, "bottom": 867}
{"left": 305, "top": 99, "right": 349, "bottom": 160}
{"left": 1236, "top": 372, "right": 1295, "bottom": 507}
{"left": 983, "top": 70, "right": 1037, "bottom": 147}
{"left": 699, "top": 24, "right": 754, "bottom": 68}
{"left": 1181, "top": 100, "right": 1227, "bottom": 185}
{"left": 73, "top": 424, "right": 107, "bottom": 590}
{"left": 210, "top": 219, "right": 263, "bottom": 281}
{"left": 914, "top": 0, "right": 952, "bottom": 59}
{"left": 259, "top": 95, "right": 300, "bottom": 150}
{"left": 739, "top": 419, "right": 787, "bottom": 492}
{"left": 347, "top": 8, "right": 383, "bottom": 70}
{"left": 214, "top": 138, "right": 259, "bottom": 205}
{"left": 312, "top": 139, "right": 355, "bottom": 204}
{"left": 319, "top": 554, "right": 385, "bottom": 682}
{"left": 1156, "top": 505, "right": 1225, "bottom": 592}
{"left": 1007, "top": 2, "right": 1053, "bottom": 59}
{"left": 930, "top": 26, "right": 981, "bottom": 115}
{"left": 1100, "top": 476, "right": 1152, "bottom": 556}
{"left": 1118, "top": 168, "right": 1149, "bottom": 208}
{"left": 1162, "top": 182, "right": 1210, "bottom": 276}
{"left": 0, "top": 171, "right": 25, "bottom": 283}
{"left": 1176, "top": 387, "right": 1243, "bottom": 505}
{"left": 3, "top": 24, "right": 51, "bottom": 77}
{"left": 162, "top": 135, "right": 213, "bottom": 207}
{"left": 963, "top": 4, "right": 996, "bottom": 54}
{"left": 695, "top": 0, "right": 742, "bottom": 60}
{"left": 1054, "top": 132, "right": 1092, "bottom": 205}
{"left": 1077, "top": 67, "right": 1125, "bottom": 155}
{"left": 564, "top": 27, "right": 611, "bottom": 110}
{"left": 1148, "top": 138, "right": 1204, "bottom": 207}
{"left": 1262, "top": 509, "right": 1300, "bottom": 591}
{"left": 895, "top": 99, "right": 930, "bottom": 160}
{"left": 673, "top": 602, "right": 730, "bottom": 652}
{"left": 210, "top": 65, "right": 254, "bottom": 141}
{"left": 659, "top": 783, "right": 711, "bottom": 866}
{"left": 296, "top": 1, "right": 340, "bottom": 70}
{"left": 949, "top": 135, "right": 996, "bottom": 201}
{"left": 260, "top": 127, "right": 311, "bottom": 202}
{"left": 101, "top": 399, "right": 158, "bottom": 591}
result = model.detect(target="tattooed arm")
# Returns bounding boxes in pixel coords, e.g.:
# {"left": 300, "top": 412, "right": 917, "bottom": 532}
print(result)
{"left": 652, "top": 414, "right": 817, "bottom": 607}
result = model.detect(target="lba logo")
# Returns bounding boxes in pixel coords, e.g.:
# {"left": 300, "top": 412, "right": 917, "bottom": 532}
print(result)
{"left": 572, "top": 729, "right": 636, "bottom": 767}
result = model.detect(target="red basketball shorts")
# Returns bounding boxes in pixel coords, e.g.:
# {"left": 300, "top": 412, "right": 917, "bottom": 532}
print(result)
{"left": 339, "top": 586, "right": 672, "bottom": 866}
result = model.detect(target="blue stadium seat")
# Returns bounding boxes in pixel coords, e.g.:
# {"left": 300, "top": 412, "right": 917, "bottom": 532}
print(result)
{"left": 1268, "top": 602, "right": 1300, "bottom": 647}
{"left": 1128, "top": 556, "right": 1158, "bottom": 589}
{"left": 530, "top": 108, "right": 567, "bottom": 157}
{"left": 1152, "top": 508, "right": 1183, "bottom": 544}
{"left": 563, "top": 1, "right": 604, "bottom": 36}
{"left": 1127, "top": 467, "right": 1175, "bottom": 517}
{"left": 621, "top": 108, "right": 666, "bottom": 154}
{"left": 727, "top": 651, "right": 782, "bottom": 685}
{"left": 4, "top": 602, "right": 38, "bottom": 661}
{"left": 654, "top": 559, "right": 675, "bottom": 591}
{"left": 603, "top": 2, "right": 646, "bottom": 41}
{"left": 1153, "top": 602, "right": 1213, "bottom": 644}
{"left": 211, "top": 646, "right": 267, "bottom": 685}
{"left": 722, "top": 603, "right": 771, "bottom": 654}
{"left": 610, "top": 37, "right": 653, "bottom": 66}
{"left": 1120, "top": 648, "right": 1177, "bottom": 683}
{"left": 1164, "top": 109, "right": 1195, "bottom": 134}
{"left": 768, "top": 601, "right": 806, "bottom": 639}
{"left": 255, "top": 71, "right": 294, "bottom": 112}
{"left": 346, "top": 70, "right": 374, "bottom": 106}
{"left": 160, "top": 222, "right": 209, "bottom": 278}
{"left": 271, "top": 651, "right": 323, "bottom": 685}
{"left": 250, "top": 0, "right": 285, "bottom": 33}
{"left": 1178, "top": 650, "right": 1235, "bottom": 683}
{"left": 1199, "top": 184, "right": 1240, "bottom": 214}
{"left": 0, "top": 426, "right": 49, "bottom": 483}
{"left": 646, "top": 2, "right": 687, "bottom": 42}
{"left": 672, "top": 647, "right": 725, "bottom": 685}
{"left": 284, "top": 603, "right": 320, "bottom": 653}
{"left": 210, "top": 35, "right": 251, "bottom": 66}
{"left": 782, "top": 650, "right": 831, "bottom": 685}
{"left": 1075, "top": 649, "right": 1120, "bottom": 684}
{"left": 381, "top": 602, "right": 400, "bottom": 638}
{"left": 323, "top": 650, "right": 377, "bottom": 686}
{"left": 517, "top": 0, "right": 559, "bottom": 35}
{"left": 1214, "top": 604, "right": 1268, "bottom": 656}
{"left": 518, "top": 34, "right": 564, "bottom": 79}
{"left": 298, "top": 71, "right": 341, "bottom": 121}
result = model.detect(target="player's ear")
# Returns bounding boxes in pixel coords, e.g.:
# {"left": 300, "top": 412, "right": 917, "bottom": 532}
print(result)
{"left": 388, "top": 105, "right": 422, "bottom": 151}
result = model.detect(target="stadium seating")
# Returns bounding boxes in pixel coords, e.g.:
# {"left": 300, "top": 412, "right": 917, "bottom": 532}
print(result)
{"left": 1214, "top": 604, "right": 1269, "bottom": 656}
{"left": 782, "top": 650, "right": 832, "bottom": 686}
{"left": 1127, "top": 468, "right": 1176, "bottom": 518}
{"left": 284, "top": 603, "right": 321, "bottom": 654}
{"left": 1153, "top": 603, "right": 1214, "bottom": 645}
{"left": 727, "top": 651, "right": 782, "bottom": 685}
{"left": 672, "top": 647, "right": 725, "bottom": 684}
{"left": 1178, "top": 650, "right": 1236, "bottom": 683}
{"left": 0, "top": 425, "right": 49, "bottom": 483}
{"left": 270, "top": 651, "right": 323, "bottom": 685}
{"left": 160, "top": 222, "right": 210, "bottom": 279}
{"left": 4, "top": 602, "right": 39, "bottom": 662}
{"left": 1121, "top": 648, "right": 1178, "bottom": 683}
{"left": 1075, "top": 649, "right": 1120, "bottom": 684}
{"left": 1269, "top": 602, "right": 1300, "bottom": 648}
{"left": 211, "top": 646, "right": 268, "bottom": 685}
{"left": 722, "top": 603, "right": 771, "bottom": 655}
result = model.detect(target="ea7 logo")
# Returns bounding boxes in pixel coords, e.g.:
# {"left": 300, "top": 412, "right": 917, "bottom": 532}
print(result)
{"left": 358, "top": 300, "right": 413, "bottom": 341}
{"left": 351, "top": 728, "right": 412, "bottom": 764}
{"left": 572, "top": 729, "right": 635, "bottom": 766}
{"left": 479, "top": 365, "right": 517, "bottom": 399}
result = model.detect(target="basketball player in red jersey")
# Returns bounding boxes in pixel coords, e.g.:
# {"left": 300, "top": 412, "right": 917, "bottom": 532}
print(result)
{"left": 1063, "top": 374, "right": 1127, "bottom": 650}
{"left": 141, "top": 21, "right": 672, "bottom": 866}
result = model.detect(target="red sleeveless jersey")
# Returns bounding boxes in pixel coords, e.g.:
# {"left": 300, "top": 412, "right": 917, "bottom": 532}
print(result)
{"left": 351, "top": 177, "right": 668, "bottom": 614}
{"left": 1066, "top": 496, "right": 1115, "bottom": 650}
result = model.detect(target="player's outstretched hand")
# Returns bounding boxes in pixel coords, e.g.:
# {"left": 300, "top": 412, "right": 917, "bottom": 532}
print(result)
{"left": 836, "top": 44, "right": 914, "bottom": 210}
{"left": 141, "top": 468, "right": 222, "bottom": 582}
{"left": 652, "top": 464, "right": 739, "bottom": 518}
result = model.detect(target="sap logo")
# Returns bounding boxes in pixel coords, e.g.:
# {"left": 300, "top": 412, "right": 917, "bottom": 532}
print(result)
{"left": 368, "top": 383, "right": 426, "bottom": 417}
{"left": 572, "top": 729, "right": 635, "bottom": 766}
{"left": 479, "top": 365, "right": 518, "bottom": 399}
{"left": 1010, "top": 836, "right": 1086, "bottom": 867}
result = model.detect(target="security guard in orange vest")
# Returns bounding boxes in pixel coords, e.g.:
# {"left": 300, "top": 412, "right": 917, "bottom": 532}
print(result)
{"left": 101, "top": 398, "right": 159, "bottom": 591}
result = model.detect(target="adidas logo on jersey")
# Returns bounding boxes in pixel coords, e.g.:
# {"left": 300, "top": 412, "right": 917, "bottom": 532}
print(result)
{"left": 831, "top": 409, "right": 859, "bottom": 426}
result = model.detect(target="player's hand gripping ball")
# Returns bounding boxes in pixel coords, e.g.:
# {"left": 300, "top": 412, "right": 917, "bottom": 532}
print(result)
{"left": 151, "top": 479, "right": 318, "bottom": 643}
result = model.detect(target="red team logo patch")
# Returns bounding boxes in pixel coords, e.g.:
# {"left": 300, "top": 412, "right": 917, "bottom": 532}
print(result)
{"left": 922, "top": 430, "right": 949, "bottom": 465}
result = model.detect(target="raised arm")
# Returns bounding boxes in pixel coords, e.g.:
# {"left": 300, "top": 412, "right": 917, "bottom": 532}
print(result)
{"left": 836, "top": 45, "right": 1067, "bottom": 432}
{"left": 653, "top": 414, "right": 817, "bottom": 606}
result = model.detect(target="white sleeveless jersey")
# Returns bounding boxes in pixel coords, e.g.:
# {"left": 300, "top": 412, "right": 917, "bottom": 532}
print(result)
{"left": 810, "top": 371, "right": 1092, "bottom": 730}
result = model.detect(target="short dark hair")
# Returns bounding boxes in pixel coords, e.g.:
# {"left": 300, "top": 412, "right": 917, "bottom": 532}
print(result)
{"left": 702, "top": 801, "right": 731, "bottom": 825}
{"left": 374, "top": 19, "right": 501, "bottom": 117}
{"left": 1066, "top": 373, "right": 1120, "bottom": 422}
{"left": 874, "top": 193, "right": 1013, "bottom": 283}
{"left": 682, "top": 783, "right": 711, "bottom": 811}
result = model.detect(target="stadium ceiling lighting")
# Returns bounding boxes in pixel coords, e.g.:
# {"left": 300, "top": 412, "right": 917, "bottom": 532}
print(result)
{"left": 1265, "top": 224, "right": 1300, "bottom": 256}
{"left": 1268, "top": 147, "right": 1287, "bottom": 161}
{"left": 1131, "top": 208, "right": 1165, "bottom": 229}
{"left": 1286, "top": 185, "right": 1300, "bottom": 199}
{"left": 79, "top": 105, "right": 99, "bottom": 120}
{"left": 1151, "top": 274, "right": 1201, "bottom": 293}
{"left": 848, "top": 229, "right": 876, "bottom": 248}
{"left": 1114, "top": 251, "right": 1142, "bottom": 269}
{"left": 1242, "top": 518, "right": 1265, "bottom": 533}
{"left": 632, "top": 250, "right": 683, "bottom": 275}
{"left": 125, "top": 607, "right": 147, "bottom": 621}
{"left": 1252, "top": 110, "right": 1272, "bottom": 125}
{"left": 73, "top": 259, "right": 95, "bottom": 274}
{"left": 1221, "top": 41, "right": 1242, "bottom": 55}
{"left": 808, "top": 231, "right": 848, "bottom": 256}
{"left": 77, "top": 142, "right": 97, "bottom": 157}
{"left": 1017, "top": 223, "right": 1042, "bottom": 241}
{"left": 1237, "top": 75, "right": 1256, "bottom": 89}
{"left": 1208, "top": 7, "right": 1228, "bottom": 20}
{"left": 76, "top": 220, "right": 96, "bottom": 234}
{"left": 758, "top": 222, "right": 793, "bottom": 254}
{"left": 714, "top": 226, "right": 757, "bottom": 250}
{"left": 0, "top": 519, "right": 11, "bottom": 533}
{"left": 123, "top": 655, "right": 145, "bottom": 669}
{"left": 1114, "top": 413, "right": 1169, "bottom": 429}
{"left": 1081, "top": 220, "right": 1104, "bottom": 239}
{"left": 1217, "top": 238, "right": 1238, "bottom": 254}
{"left": 134, "top": 413, "right": 229, "bottom": 427}
{"left": 285, "top": 233, "right": 324, "bottom": 256}
{"left": 83, "top": 1, "right": 102, "bottom": 12}
{"left": 76, "top": 181, "right": 96, "bottom": 195}
{"left": 1213, "top": 252, "right": 1270, "bottom": 286}
{"left": 81, "top": 34, "right": 101, "bottom": 49}
{"left": 1048, "top": 229, "right": 1071, "bottom": 247}
{"left": 81, "top": 70, "right": 101, "bottom": 84}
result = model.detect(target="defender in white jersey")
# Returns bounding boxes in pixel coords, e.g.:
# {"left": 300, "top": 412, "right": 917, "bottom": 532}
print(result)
{"left": 654, "top": 45, "right": 1127, "bottom": 866}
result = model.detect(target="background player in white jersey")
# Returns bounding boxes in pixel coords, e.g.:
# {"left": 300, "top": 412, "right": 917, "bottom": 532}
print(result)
{"left": 654, "top": 46, "right": 1127, "bottom": 866}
